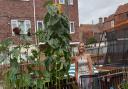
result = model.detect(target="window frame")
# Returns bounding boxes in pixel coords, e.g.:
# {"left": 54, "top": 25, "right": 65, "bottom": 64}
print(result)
{"left": 68, "top": 0, "right": 73, "bottom": 5}
{"left": 11, "top": 20, "right": 18, "bottom": 36}
{"left": 70, "top": 21, "right": 75, "bottom": 34}
{"left": 59, "top": 0, "right": 65, "bottom": 4}
{"left": 11, "top": 19, "right": 31, "bottom": 36}
{"left": 36, "top": 20, "right": 44, "bottom": 31}
{"left": 111, "top": 20, "right": 114, "bottom": 28}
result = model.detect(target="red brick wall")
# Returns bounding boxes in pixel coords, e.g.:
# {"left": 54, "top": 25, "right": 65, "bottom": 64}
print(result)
{"left": 115, "top": 13, "right": 128, "bottom": 24}
{"left": 0, "top": 0, "right": 79, "bottom": 43}
{"left": 103, "top": 21, "right": 112, "bottom": 31}
{"left": 69, "top": 0, "right": 80, "bottom": 42}
{"left": 55, "top": 0, "right": 80, "bottom": 42}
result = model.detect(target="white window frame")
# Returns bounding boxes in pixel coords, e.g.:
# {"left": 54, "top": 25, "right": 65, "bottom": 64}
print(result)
{"left": 70, "top": 21, "right": 75, "bottom": 34}
{"left": 11, "top": 20, "right": 18, "bottom": 36}
{"left": 68, "top": 0, "right": 73, "bottom": 5}
{"left": 36, "top": 21, "right": 44, "bottom": 31}
{"left": 11, "top": 19, "right": 31, "bottom": 36}
{"left": 59, "top": 0, "right": 65, "bottom": 4}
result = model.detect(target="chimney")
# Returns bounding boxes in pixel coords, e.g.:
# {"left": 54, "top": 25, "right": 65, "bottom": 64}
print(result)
{"left": 104, "top": 17, "right": 107, "bottom": 22}
{"left": 99, "top": 17, "right": 103, "bottom": 24}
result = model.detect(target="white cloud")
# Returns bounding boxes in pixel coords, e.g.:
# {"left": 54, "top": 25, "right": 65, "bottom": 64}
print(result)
{"left": 78, "top": 0, "right": 128, "bottom": 24}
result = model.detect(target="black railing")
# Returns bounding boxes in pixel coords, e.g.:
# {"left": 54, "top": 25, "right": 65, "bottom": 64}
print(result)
{"left": 80, "top": 67, "right": 128, "bottom": 89}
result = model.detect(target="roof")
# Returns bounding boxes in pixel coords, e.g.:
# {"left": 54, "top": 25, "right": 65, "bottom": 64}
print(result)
{"left": 103, "top": 3, "right": 128, "bottom": 32}
{"left": 115, "top": 3, "right": 128, "bottom": 15}
{"left": 80, "top": 24, "right": 102, "bottom": 33}
{"left": 104, "top": 19, "right": 128, "bottom": 32}
{"left": 104, "top": 3, "right": 128, "bottom": 23}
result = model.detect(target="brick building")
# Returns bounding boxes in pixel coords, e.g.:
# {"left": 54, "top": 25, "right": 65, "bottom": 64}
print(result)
{"left": 102, "top": 3, "right": 128, "bottom": 64}
{"left": 79, "top": 18, "right": 104, "bottom": 44}
{"left": 79, "top": 24, "right": 101, "bottom": 43}
{"left": 0, "top": 0, "right": 80, "bottom": 45}
{"left": 80, "top": 3, "right": 128, "bottom": 64}
{"left": 103, "top": 3, "right": 128, "bottom": 31}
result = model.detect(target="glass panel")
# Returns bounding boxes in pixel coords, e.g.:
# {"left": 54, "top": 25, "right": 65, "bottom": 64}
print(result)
{"left": 19, "top": 21, "right": 25, "bottom": 34}
{"left": 25, "top": 20, "right": 31, "bottom": 34}
{"left": 68, "top": 0, "right": 73, "bottom": 5}
{"left": 70, "top": 22, "right": 75, "bottom": 33}
{"left": 11, "top": 20, "right": 18, "bottom": 35}
{"left": 38, "top": 22, "right": 43, "bottom": 30}
{"left": 59, "top": 0, "right": 65, "bottom": 4}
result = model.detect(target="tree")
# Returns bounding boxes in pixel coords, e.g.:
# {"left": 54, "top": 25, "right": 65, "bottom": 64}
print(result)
{"left": 86, "top": 36, "right": 97, "bottom": 45}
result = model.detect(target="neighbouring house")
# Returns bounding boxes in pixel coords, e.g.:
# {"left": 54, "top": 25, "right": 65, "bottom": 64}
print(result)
{"left": 103, "top": 3, "right": 128, "bottom": 31}
{"left": 79, "top": 18, "right": 104, "bottom": 44}
{"left": 0, "top": 0, "right": 79, "bottom": 44}
{"left": 0, "top": 0, "right": 81, "bottom": 65}
{"left": 103, "top": 3, "right": 128, "bottom": 64}
{"left": 0, "top": 0, "right": 80, "bottom": 57}
{"left": 80, "top": 3, "right": 128, "bottom": 65}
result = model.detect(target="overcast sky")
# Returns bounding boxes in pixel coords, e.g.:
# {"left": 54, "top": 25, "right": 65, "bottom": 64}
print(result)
{"left": 78, "top": 0, "right": 128, "bottom": 24}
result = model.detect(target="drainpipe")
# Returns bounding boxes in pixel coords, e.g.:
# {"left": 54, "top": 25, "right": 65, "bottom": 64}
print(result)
{"left": 32, "top": 0, "right": 37, "bottom": 44}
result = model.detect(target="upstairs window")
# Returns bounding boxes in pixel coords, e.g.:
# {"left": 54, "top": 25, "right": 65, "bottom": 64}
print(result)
{"left": 68, "top": 0, "right": 73, "bottom": 5}
{"left": 11, "top": 20, "right": 31, "bottom": 36}
{"left": 70, "top": 21, "right": 75, "bottom": 34}
{"left": 59, "top": 0, "right": 65, "bottom": 4}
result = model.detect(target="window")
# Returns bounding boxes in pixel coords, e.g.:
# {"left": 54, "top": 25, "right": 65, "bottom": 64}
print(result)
{"left": 68, "top": 0, "right": 73, "bottom": 5}
{"left": 70, "top": 21, "right": 75, "bottom": 34}
{"left": 37, "top": 21, "right": 44, "bottom": 31}
{"left": 59, "top": 0, "right": 65, "bottom": 4}
{"left": 11, "top": 20, "right": 18, "bottom": 36}
{"left": 111, "top": 20, "right": 114, "bottom": 28}
{"left": 11, "top": 20, "right": 31, "bottom": 36}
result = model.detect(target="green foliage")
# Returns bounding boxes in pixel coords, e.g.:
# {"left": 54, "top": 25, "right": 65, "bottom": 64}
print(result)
{"left": 120, "top": 81, "right": 128, "bottom": 89}
{"left": 0, "top": 38, "right": 13, "bottom": 51}
{"left": 0, "top": 39, "right": 13, "bottom": 64}
{"left": 86, "top": 36, "right": 97, "bottom": 45}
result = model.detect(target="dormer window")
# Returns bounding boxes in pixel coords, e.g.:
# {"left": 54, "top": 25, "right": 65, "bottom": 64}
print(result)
{"left": 111, "top": 20, "right": 114, "bottom": 28}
